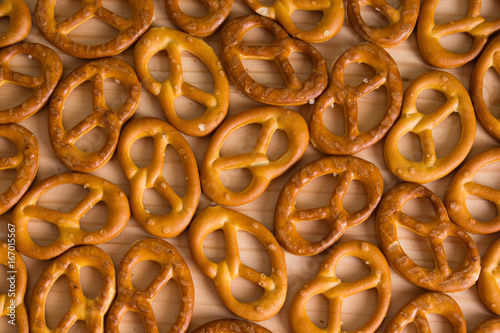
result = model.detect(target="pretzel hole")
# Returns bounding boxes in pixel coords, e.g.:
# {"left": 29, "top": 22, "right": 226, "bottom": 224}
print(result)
{"left": 427, "top": 313, "right": 456, "bottom": 332}
{"left": 220, "top": 168, "right": 252, "bottom": 192}
{"left": 148, "top": 50, "right": 170, "bottom": 83}
{"left": 143, "top": 188, "right": 172, "bottom": 215}
{"left": 242, "top": 59, "right": 287, "bottom": 88}
{"left": 336, "top": 255, "right": 371, "bottom": 281}
{"left": 400, "top": 323, "right": 418, "bottom": 332}
{"left": 305, "top": 294, "right": 329, "bottom": 329}
{"left": 483, "top": 67, "right": 500, "bottom": 118}
{"left": 79, "top": 202, "right": 108, "bottom": 232}
{"left": 296, "top": 219, "right": 332, "bottom": 242}
{"left": 289, "top": 10, "right": 323, "bottom": 32}
{"left": 237, "top": 231, "right": 272, "bottom": 276}
{"left": 402, "top": 197, "right": 436, "bottom": 222}
{"left": 177, "top": 0, "right": 209, "bottom": 17}
{"left": 130, "top": 137, "right": 154, "bottom": 168}
{"left": 61, "top": 81, "right": 94, "bottom": 131}
{"left": 343, "top": 63, "right": 376, "bottom": 87}
{"left": 398, "top": 132, "right": 423, "bottom": 162}
{"left": 37, "top": 183, "right": 89, "bottom": 213}
{"left": 103, "top": 78, "right": 129, "bottom": 109}
{"left": 295, "top": 173, "right": 338, "bottom": 209}
{"left": 9, "top": 52, "right": 42, "bottom": 77}
{"left": 434, "top": 0, "right": 469, "bottom": 25}
{"left": 359, "top": 5, "right": 391, "bottom": 29}
{"left": 0, "top": 83, "right": 33, "bottom": 110}
{"left": 397, "top": 226, "right": 435, "bottom": 270}
{"left": 432, "top": 112, "right": 461, "bottom": 159}
{"left": 323, "top": 103, "right": 346, "bottom": 136}
{"left": 162, "top": 145, "right": 187, "bottom": 197}
{"left": 267, "top": 129, "right": 289, "bottom": 161}
{"left": 415, "top": 89, "right": 447, "bottom": 115}
{"left": 439, "top": 33, "right": 475, "bottom": 55}
{"left": 466, "top": 196, "right": 498, "bottom": 223}
{"left": 220, "top": 123, "right": 262, "bottom": 157}
{"left": 357, "top": 86, "right": 389, "bottom": 133}
{"left": 181, "top": 51, "right": 214, "bottom": 93}
{"left": 288, "top": 51, "right": 314, "bottom": 87}
{"left": 151, "top": 279, "right": 182, "bottom": 333}
{"left": 131, "top": 260, "right": 163, "bottom": 289}
{"left": 74, "top": 126, "right": 108, "bottom": 153}
{"left": 27, "top": 218, "right": 60, "bottom": 246}
{"left": 67, "top": 18, "right": 120, "bottom": 46}
{"left": 202, "top": 229, "right": 226, "bottom": 263}
{"left": 45, "top": 275, "right": 73, "bottom": 330}
{"left": 230, "top": 276, "right": 265, "bottom": 302}
{"left": 343, "top": 180, "right": 368, "bottom": 214}
{"left": 240, "top": 27, "right": 276, "bottom": 47}
{"left": 444, "top": 235, "right": 469, "bottom": 269}
{"left": 79, "top": 265, "right": 103, "bottom": 299}
{"left": 119, "top": 312, "right": 147, "bottom": 333}
{"left": 174, "top": 96, "right": 208, "bottom": 120}
{"left": 341, "top": 289, "right": 379, "bottom": 331}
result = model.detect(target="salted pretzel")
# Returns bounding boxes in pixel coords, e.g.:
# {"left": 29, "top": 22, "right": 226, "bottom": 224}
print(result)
{"left": 219, "top": 15, "right": 328, "bottom": 105}
{"left": 384, "top": 71, "right": 476, "bottom": 184}
{"left": 274, "top": 156, "right": 383, "bottom": 256}
{"left": 191, "top": 319, "right": 273, "bottom": 333}
{"left": 473, "top": 318, "right": 500, "bottom": 333}
{"left": 477, "top": 236, "right": 500, "bottom": 315}
{"left": 117, "top": 117, "right": 200, "bottom": 238}
{"left": 107, "top": 238, "right": 194, "bottom": 333}
{"left": 310, "top": 42, "right": 402, "bottom": 155}
{"left": 29, "top": 245, "right": 116, "bottom": 333}
{"left": 34, "top": 0, "right": 154, "bottom": 59}
{"left": 417, "top": 0, "right": 500, "bottom": 68}
{"left": 12, "top": 172, "right": 130, "bottom": 260}
{"left": 290, "top": 240, "right": 391, "bottom": 333}
{"left": 0, "top": 43, "right": 63, "bottom": 124}
{"left": 0, "top": 0, "right": 31, "bottom": 48}
{"left": 134, "top": 27, "right": 229, "bottom": 137}
{"left": 48, "top": 58, "right": 140, "bottom": 173}
{"left": 189, "top": 206, "right": 287, "bottom": 322}
{"left": 201, "top": 106, "right": 309, "bottom": 206}
{"left": 376, "top": 182, "right": 481, "bottom": 292}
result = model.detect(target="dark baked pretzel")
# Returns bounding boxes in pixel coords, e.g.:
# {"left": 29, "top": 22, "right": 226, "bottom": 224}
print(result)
{"left": 290, "top": 240, "right": 391, "bottom": 333}
{"left": 310, "top": 42, "right": 402, "bottom": 155}
{"left": 191, "top": 319, "right": 273, "bottom": 333}
{"left": 12, "top": 172, "right": 130, "bottom": 260}
{"left": 0, "top": 0, "right": 31, "bottom": 48}
{"left": 219, "top": 15, "right": 328, "bottom": 105}
{"left": 107, "top": 238, "right": 194, "bottom": 333}
{"left": 477, "top": 236, "right": 500, "bottom": 315}
{"left": 189, "top": 206, "right": 287, "bottom": 322}
{"left": 274, "top": 156, "right": 383, "bottom": 256}
{"left": 134, "top": 27, "right": 230, "bottom": 137}
{"left": 473, "top": 318, "right": 500, "bottom": 333}
{"left": 376, "top": 182, "right": 481, "bottom": 292}
{"left": 34, "top": 0, "right": 154, "bottom": 59}
{"left": 0, "top": 43, "right": 63, "bottom": 124}
{"left": 201, "top": 106, "right": 309, "bottom": 206}
{"left": 117, "top": 117, "right": 200, "bottom": 238}
{"left": 48, "top": 58, "right": 140, "bottom": 173}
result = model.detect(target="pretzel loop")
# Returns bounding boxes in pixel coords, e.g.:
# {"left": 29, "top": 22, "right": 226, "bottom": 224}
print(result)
{"left": 0, "top": 0, "right": 31, "bottom": 48}
{"left": 477, "top": 236, "right": 500, "bottom": 315}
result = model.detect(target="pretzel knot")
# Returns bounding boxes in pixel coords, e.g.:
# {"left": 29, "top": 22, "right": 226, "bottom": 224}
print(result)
{"left": 274, "top": 156, "right": 383, "bottom": 256}
{"left": 48, "top": 58, "right": 140, "bottom": 173}
{"left": 0, "top": 0, "right": 31, "bottom": 48}
{"left": 189, "top": 206, "right": 288, "bottom": 322}
{"left": 191, "top": 319, "right": 273, "bottom": 333}
{"left": 289, "top": 240, "right": 391, "bottom": 333}
{"left": 477, "top": 236, "right": 500, "bottom": 316}
{"left": 107, "top": 238, "right": 194, "bottom": 333}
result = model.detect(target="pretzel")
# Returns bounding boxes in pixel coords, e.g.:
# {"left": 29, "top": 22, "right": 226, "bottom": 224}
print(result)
{"left": 376, "top": 182, "right": 481, "bottom": 292}
{"left": 416, "top": 0, "right": 500, "bottom": 68}
{"left": 201, "top": 106, "right": 309, "bottom": 206}
{"left": 219, "top": 15, "right": 328, "bottom": 106}
{"left": 107, "top": 238, "right": 194, "bottom": 333}
{"left": 274, "top": 156, "right": 383, "bottom": 256}
{"left": 0, "top": 124, "right": 38, "bottom": 215}
{"left": 189, "top": 206, "right": 287, "bottom": 322}
{"left": 34, "top": 0, "right": 154, "bottom": 59}
{"left": 134, "top": 27, "right": 229, "bottom": 137}
{"left": 48, "top": 58, "right": 140, "bottom": 173}
{"left": 477, "top": 236, "right": 500, "bottom": 315}
{"left": 309, "top": 42, "right": 402, "bottom": 155}
{"left": 0, "top": 43, "right": 63, "bottom": 124}
{"left": 29, "top": 245, "right": 116, "bottom": 333}
{"left": 289, "top": 240, "right": 391, "bottom": 333}
{"left": 384, "top": 71, "right": 475, "bottom": 184}
{"left": 473, "top": 318, "right": 500, "bottom": 333}
{"left": 0, "top": 0, "right": 31, "bottom": 48}
{"left": 12, "top": 172, "right": 130, "bottom": 260}
{"left": 117, "top": 117, "right": 200, "bottom": 238}
{"left": 191, "top": 319, "right": 273, "bottom": 333}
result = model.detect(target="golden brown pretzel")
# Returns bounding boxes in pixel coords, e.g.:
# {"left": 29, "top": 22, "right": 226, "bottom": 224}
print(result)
{"left": 48, "top": 58, "right": 140, "bottom": 173}
{"left": 473, "top": 318, "right": 500, "bottom": 333}
{"left": 384, "top": 71, "right": 475, "bottom": 184}
{"left": 477, "top": 236, "right": 500, "bottom": 315}
{"left": 191, "top": 319, "right": 273, "bottom": 333}
{"left": 0, "top": 43, "right": 63, "bottom": 124}
{"left": 107, "top": 238, "right": 194, "bottom": 333}
{"left": 376, "top": 182, "right": 481, "bottom": 292}
{"left": 274, "top": 156, "right": 383, "bottom": 256}
{"left": 12, "top": 172, "right": 130, "bottom": 260}
{"left": 189, "top": 206, "right": 287, "bottom": 322}
{"left": 201, "top": 106, "right": 309, "bottom": 206}
{"left": 289, "top": 240, "right": 391, "bottom": 333}
{"left": 29, "top": 245, "right": 116, "bottom": 333}
{"left": 219, "top": 14, "right": 328, "bottom": 105}
{"left": 134, "top": 27, "right": 229, "bottom": 137}
{"left": 310, "top": 42, "right": 402, "bottom": 155}
{"left": 0, "top": 0, "right": 31, "bottom": 48}
{"left": 117, "top": 117, "right": 200, "bottom": 238}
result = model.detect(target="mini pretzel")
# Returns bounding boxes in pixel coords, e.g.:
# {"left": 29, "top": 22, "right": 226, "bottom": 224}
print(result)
{"left": 201, "top": 106, "right": 309, "bottom": 206}
{"left": 189, "top": 206, "right": 287, "bottom": 322}
{"left": 274, "top": 156, "right": 383, "bottom": 256}
{"left": 0, "top": 0, "right": 31, "bottom": 48}
{"left": 477, "top": 236, "right": 500, "bottom": 315}
{"left": 117, "top": 117, "right": 200, "bottom": 238}
{"left": 376, "top": 182, "right": 481, "bottom": 292}
{"left": 0, "top": 43, "right": 63, "bottom": 124}
{"left": 384, "top": 71, "right": 475, "bottom": 184}
{"left": 12, "top": 172, "right": 130, "bottom": 260}
{"left": 107, "top": 238, "right": 194, "bottom": 333}
{"left": 289, "top": 240, "right": 391, "bottom": 333}
{"left": 48, "top": 58, "right": 140, "bottom": 173}
{"left": 473, "top": 318, "right": 500, "bottom": 333}
{"left": 219, "top": 14, "right": 328, "bottom": 106}
{"left": 34, "top": 0, "right": 154, "bottom": 59}
{"left": 134, "top": 27, "right": 229, "bottom": 137}
{"left": 309, "top": 42, "right": 402, "bottom": 155}
{"left": 29, "top": 245, "right": 116, "bottom": 333}
{"left": 191, "top": 319, "right": 273, "bottom": 333}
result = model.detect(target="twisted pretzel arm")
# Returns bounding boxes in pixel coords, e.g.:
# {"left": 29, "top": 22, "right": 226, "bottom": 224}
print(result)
{"left": 477, "top": 236, "right": 500, "bottom": 315}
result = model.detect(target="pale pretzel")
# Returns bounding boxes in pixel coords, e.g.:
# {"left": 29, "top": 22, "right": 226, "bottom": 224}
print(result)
{"left": 289, "top": 240, "right": 391, "bottom": 333}
{"left": 134, "top": 27, "right": 229, "bottom": 137}
{"left": 0, "top": 43, "right": 63, "bottom": 124}
{"left": 117, "top": 117, "right": 200, "bottom": 238}
{"left": 477, "top": 236, "right": 500, "bottom": 315}
{"left": 274, "top": 156, "right": 383, "bottom": 256}
{"left": 48, "top": 58, "right": 140, "bottom": 173}
{"left": 189, "top": 206, "right": 287, "bottom": 322}
{"left": 12, "top": 172, "right": 130, "bottom": 260}
{"left": 376, "top": 182, "right": 481, "bottom": 292}
{"left": 219, "top": 14, "right": 328, "bottom": 105}
{"left": 473, "top": 318, "right": 500, "bottom": 333}
{"left": 0, "top": 0, "right": 31, "bottom": 48}
{"left": 384, "top": 71, "right": 475, "bottom": 184}
{"left": 29, "top": 245, "right": 116, "bottom": 333}
{"left": 310, "top": 42, "right": 402, "bottom": 155}
{"left": 191, "top": 319, "right": 273, "bottom": 333}
{"left": 201, "top": 106, "right": 309, "bottom": 206}
{"left": 107, "top": 238, "right": 194, "bottom": 333}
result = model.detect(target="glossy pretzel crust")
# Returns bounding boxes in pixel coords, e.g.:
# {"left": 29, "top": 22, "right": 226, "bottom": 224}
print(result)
{"left": 477, "top": 236, "right": 500, "bottom": 315}
{"left": 0, "top": 0, "right": 31, "bottom": 48}
{"left": 191, "top": 319, "right": 273, "bottom": 333}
